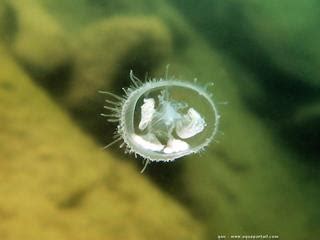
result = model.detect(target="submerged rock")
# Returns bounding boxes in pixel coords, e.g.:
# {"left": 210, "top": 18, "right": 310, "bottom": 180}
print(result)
{"left": 0, "top": 46, "right": 203, "bottom": 240}
{"left": 67, "top": 16, "right": 172, "bottom": 105}
{"left": 0, "top": 0, "right": 16, "bottom": 44}
{"left": 64, "top": 16, "right": 172, "bottom": 140}
{"left": 7, "top": 0, "right": 72, "bottom": 83}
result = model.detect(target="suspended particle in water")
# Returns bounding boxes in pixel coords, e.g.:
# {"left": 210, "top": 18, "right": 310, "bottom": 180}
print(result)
{"left": 99, "top": 69, "right": 220, "bottom": 172}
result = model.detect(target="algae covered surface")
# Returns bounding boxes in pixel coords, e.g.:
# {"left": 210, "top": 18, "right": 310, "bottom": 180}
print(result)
{"left": 0, "top": 0, "right": 319, "bottom": 239}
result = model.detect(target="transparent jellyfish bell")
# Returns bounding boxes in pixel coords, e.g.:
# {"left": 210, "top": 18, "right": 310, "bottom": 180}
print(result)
{"left": 117, "top": 78, "right": 219, "bottom": 162}
{"left": 100, "top": 70, "right": 219, "bottom": 169}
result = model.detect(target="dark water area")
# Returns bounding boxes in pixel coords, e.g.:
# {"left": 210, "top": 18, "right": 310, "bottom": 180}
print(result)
{"left": 0, "top": 0, "right": 319, "bottom": 239}
{"left": 173, "top": 0, "right": 320, "bottom": 161}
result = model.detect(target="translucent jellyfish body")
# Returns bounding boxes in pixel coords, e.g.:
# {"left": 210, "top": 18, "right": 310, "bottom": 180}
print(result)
{"left": 100, "top": 71, "right": 220, "bottom": 164}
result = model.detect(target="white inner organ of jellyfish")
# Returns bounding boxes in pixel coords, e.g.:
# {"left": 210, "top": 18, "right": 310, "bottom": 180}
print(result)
{"left": 134, "top": 90, "right": 206, "bottom": 155}
{"left": 99, "top": 70, "right": 220, "bottom": 172}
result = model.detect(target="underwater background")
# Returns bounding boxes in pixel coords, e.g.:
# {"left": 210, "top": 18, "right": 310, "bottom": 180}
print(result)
{"left": 0, "top": 0, "right": 319, "bottom": 239}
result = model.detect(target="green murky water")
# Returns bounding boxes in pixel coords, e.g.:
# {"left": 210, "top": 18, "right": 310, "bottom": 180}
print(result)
{"left": 0, "top": 0, "right": 319, "bottom": 239}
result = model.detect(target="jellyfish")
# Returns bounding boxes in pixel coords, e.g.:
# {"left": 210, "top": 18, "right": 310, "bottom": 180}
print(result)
{"left": 99, "top": 69, "right": 220, "bottom": 172}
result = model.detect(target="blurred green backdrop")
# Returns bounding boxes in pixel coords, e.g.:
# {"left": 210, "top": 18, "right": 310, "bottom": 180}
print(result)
{"left": 0, "top": 0, "right": 319, "bottom": 239}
